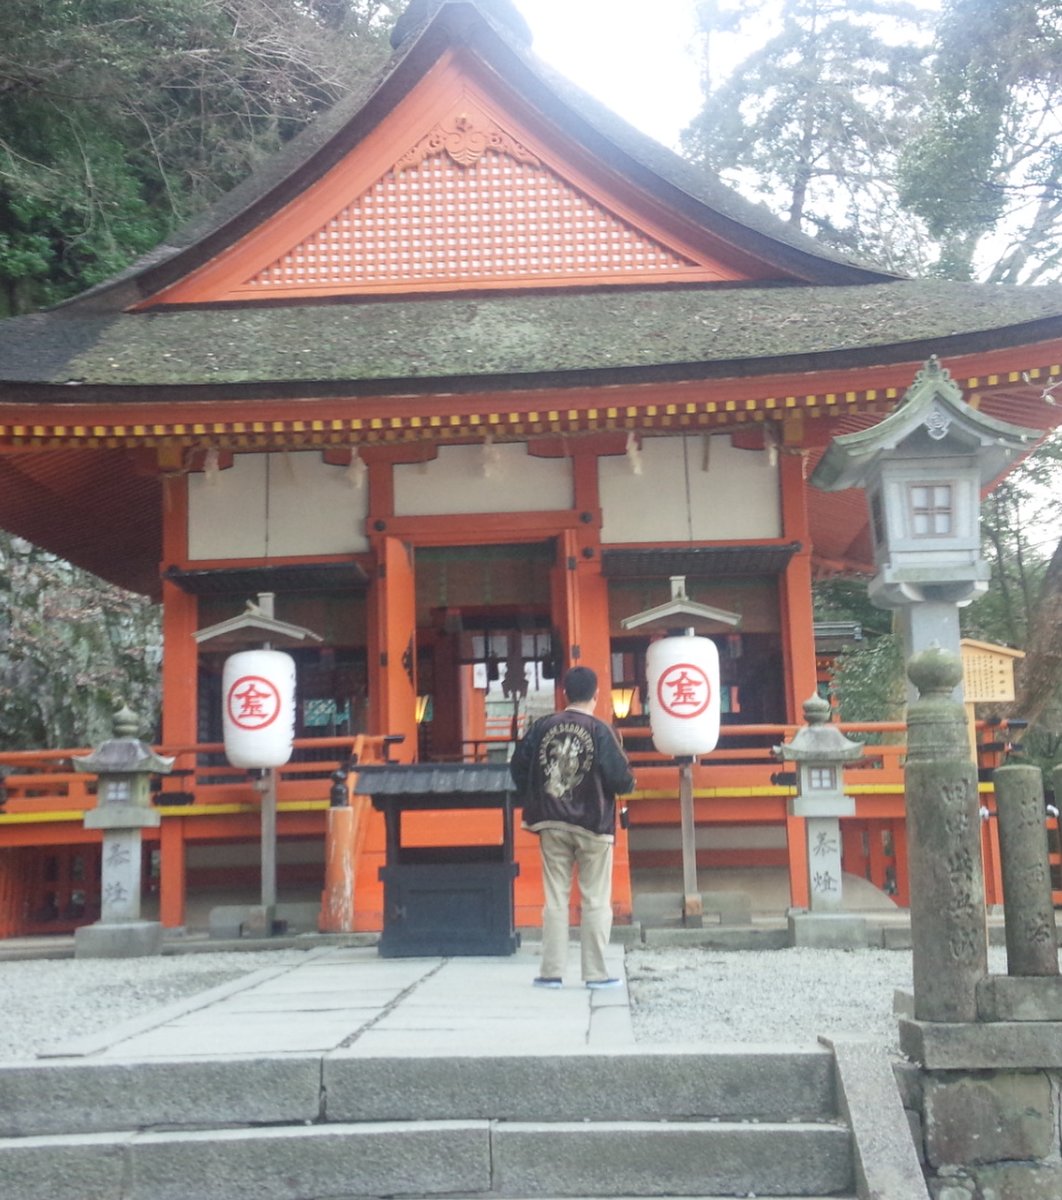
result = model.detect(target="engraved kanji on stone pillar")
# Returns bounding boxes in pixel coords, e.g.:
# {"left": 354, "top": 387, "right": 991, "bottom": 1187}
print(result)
{"left": 905, "top": 647, "right": 988, "bottom": 1021}
{"left": 995, "top": 763, "right": 1060, "bottom": 977}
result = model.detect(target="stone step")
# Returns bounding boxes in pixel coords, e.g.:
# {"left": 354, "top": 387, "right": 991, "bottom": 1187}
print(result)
{"left": 0, "top": 1119, "right": 854, "bottom": 1200}
{"left": 0, "top": 1047, "right": 839, "bottom": 1137}
{"left": 493, "top": 1119, "right": 854, "bottom": 1197}
{"left": 324, "top": 1046, "right": 839, "bottom": 1125}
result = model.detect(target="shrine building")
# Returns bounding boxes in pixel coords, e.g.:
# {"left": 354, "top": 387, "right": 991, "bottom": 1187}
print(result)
{"left": 1, "top": 0, "right": 1062, "bottom": 938}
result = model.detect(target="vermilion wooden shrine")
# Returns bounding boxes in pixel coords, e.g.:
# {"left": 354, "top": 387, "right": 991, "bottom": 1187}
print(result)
{"left": 2, "top": 0, "right": 1062, "bottom": 938}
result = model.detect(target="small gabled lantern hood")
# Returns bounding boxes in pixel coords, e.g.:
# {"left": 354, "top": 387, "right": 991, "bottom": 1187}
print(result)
{"left": 620, "top": 576, "right": 742, "bottom": 634}
{"left": 194, "top": 593, "right": 323, "bottom": 652}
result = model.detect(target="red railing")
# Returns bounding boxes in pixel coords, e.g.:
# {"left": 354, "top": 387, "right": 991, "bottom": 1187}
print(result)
{"left": 0, "top": 720, "right": 1040, "bottom": 918}
{"left": 1, "top": 717, "right": 1023, "bottom": 811}
{"left": 0, "top": 736, "right": 370, "bottom": 814}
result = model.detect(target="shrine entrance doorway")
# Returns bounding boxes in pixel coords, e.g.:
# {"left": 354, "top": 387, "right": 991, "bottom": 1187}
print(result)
{"left": 411, "top": 542, "right": 561, "bottom": 763}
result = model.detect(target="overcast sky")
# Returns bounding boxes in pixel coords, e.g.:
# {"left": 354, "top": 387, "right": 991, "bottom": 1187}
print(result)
{"left": 516, "top": 0, "right": 710, "bottom": 149}
{"left": 518, "top": 0, "right": 938, "bottom": 150}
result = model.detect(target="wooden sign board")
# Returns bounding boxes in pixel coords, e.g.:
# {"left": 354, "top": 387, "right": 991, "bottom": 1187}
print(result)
{"left": 960, "top": 638, "right": 1024, "bottom": 704}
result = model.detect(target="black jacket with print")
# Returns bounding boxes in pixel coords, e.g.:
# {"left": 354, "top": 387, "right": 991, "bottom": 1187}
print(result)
{"left": 510, "top": 708, "right": 635, "bottom": 837}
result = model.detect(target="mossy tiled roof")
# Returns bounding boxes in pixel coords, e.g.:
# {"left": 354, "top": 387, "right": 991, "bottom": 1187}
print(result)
{"left": 3, "top": 281, "right": 1062, "bottom": 393}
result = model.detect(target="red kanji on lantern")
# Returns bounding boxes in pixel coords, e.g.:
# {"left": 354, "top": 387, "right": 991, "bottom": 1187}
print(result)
{"left": 227, "top": 675, "right": 281, "bottom": 730}
{"left": 656, "top": 662, "right": 711, "bottom": 719}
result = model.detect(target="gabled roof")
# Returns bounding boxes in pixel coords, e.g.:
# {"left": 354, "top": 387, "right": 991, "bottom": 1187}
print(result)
{"left": 6, "top": 281, "right": 1062, "bottom": 395}
{"left": 57, "top": 0, "right": 897, "bottom": 317}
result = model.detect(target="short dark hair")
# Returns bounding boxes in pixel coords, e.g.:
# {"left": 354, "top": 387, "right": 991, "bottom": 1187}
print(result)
{"left": 563, "top": 666, "right": 597, "bottom": 703}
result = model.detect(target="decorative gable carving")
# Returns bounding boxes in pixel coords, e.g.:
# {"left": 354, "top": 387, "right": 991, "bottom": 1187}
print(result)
{"left": 395, "top": 111, "right": 541, "bottom": 171}
{"left": 238, "top": 143, "right": 698, "bottom": 294}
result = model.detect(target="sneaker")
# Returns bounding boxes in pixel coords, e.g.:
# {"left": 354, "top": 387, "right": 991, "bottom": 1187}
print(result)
{"left": 533, "top": 976, "right": 563, "bottom": 989}
{"left": 585, "top": 977, "right": 623, "bottom": 990}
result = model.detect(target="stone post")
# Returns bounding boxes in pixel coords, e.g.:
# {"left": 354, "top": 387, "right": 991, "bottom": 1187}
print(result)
{"left": 775, "top": 695, "right": 865, "bottom": 946}
{"left": 995, "top": 764, "right": 1060, "bottom": 976}
{"left": 905, "top": 647, "right": 988, "bottom": 1022}
{"left": 74, "top": 705, "right": 174, "bottom": 958}
{"left": 897, "top": 601, "right": 965, "bottom": 703}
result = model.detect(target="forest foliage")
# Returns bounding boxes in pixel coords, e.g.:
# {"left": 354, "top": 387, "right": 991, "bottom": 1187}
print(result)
{"left": 0, "top": 533, "right": 162, "bottom": 749}
{"left": 688, "top": 0, "right": 1062, "bottom": 283}
{"left": 0, "top": 0, "right": 402, "bottom": 314}
{"left": 692, "top": 0, "right": 1062, "bottom": 759}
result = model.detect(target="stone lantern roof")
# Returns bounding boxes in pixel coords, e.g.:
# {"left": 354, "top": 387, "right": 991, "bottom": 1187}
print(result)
{"left": 774, "top": 694, "right": 864, "bottom": 765}
{"left": 812, "top": 356, "right": 1041, "bottom": 493}
{"left": 73, "top": 705, "right": 175, "bottom": 777}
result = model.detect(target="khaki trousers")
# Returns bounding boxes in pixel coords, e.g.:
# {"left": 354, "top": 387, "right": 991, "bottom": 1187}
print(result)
{"left": 538, "top": 826, "right": 614, "bottom": 982}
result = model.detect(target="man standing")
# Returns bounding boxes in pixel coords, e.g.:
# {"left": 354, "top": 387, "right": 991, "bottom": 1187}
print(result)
{"left": 510, "top": 666, "right": 635, "bottom": 989}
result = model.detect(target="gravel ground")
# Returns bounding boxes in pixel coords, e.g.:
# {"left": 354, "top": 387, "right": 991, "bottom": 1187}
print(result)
{"left": 0, "top": 949, "right": 310, "bottom": 1061}
{"left": 0, "top": 941, "right": 1024, "bottom": 1062}
{"left": 629, "top": 943, "right": 1006, "bottom": 1054}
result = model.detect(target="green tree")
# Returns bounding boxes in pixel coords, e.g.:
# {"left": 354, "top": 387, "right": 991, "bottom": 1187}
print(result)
{"left": 0, "top": 0, "right": 401, "bottom": 313}
{"left": 0, "top": 533, "right": 162, "bottom": 749}
{"left": 962, "top": 428, "right": 1062, "bottom": 766}
{"left": 685, "top": 0, "right": 934, "bottom": 271}
{"left": 898, "top": 0, "right": 1062, "bottom": 282}
{"left": 813, "top": 577, "right": 906, "bottom": 728}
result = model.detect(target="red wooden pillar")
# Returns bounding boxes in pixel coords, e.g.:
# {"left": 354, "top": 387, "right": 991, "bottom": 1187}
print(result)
{"left": 778, "top": 434, "right": 818, "bottom": 719}
{"left": 868, "top": 820, "right": 889, "bottom": 894}
{"left": 321, "top": 797, "right": 374, "bottom": 933}
{"left": 367, "top": 536, "right": 418, "bottom": 762}
{"left": 981, "top": 793, "right": 1004, "bottom": 907}
{"left": 552, "top": 529, "right": 583, "bottom": 673}
{"left": 892, "top": 818, "right": 910, "bottom": 908}
{"left": 159, "top": 471, "right": 198, "bottom": 755}
{"left": 549, "top": 475, "right": 632, "bottom": 921}
{"left": 159, "top": 814, "right": 187, "bottom": 929}
{"left": 785, "top": 813, "right": 810, "bottom": 910}
{"left": 0, "top": 848, "right": 21, "bottom": 937}
{"left": 779, "top": 428, "right": 815, "bottom": 909}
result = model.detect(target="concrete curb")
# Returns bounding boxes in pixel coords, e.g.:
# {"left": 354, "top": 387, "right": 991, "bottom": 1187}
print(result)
{"left": 822, "top": 1035, "right": 930, "bottom": 1200}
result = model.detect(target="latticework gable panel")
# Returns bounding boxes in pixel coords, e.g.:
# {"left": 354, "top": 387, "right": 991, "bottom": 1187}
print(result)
{"left": 233, "top": 151, "right": 702, "bottom": 295}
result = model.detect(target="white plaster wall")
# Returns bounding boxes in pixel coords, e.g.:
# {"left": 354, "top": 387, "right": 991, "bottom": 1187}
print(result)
{"left": 394, "top": 443, "right": 573, "bottom": 514}
{"left": 599, "top": 435, "right": 781, "bottom": 543}
{"left": 188, "top": 452, "right": 369, "bottom": 560}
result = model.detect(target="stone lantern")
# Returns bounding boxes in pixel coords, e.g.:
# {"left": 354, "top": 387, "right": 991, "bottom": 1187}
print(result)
{"left": 74, "top": 704, "right": 174, "bottom": 958}
{"left": 775, "top": 693, "right": 864, "bottom": 947}
{"left": 812, "top": 357, "right": 1038, "bottom": 690}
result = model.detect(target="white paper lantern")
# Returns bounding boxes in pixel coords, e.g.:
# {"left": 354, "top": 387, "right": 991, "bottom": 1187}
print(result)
{"left": 222, "top": 650, "right": 296, "bottom": 768}
{"left": 646, "top": 636, "right": 721, "bottom": 757}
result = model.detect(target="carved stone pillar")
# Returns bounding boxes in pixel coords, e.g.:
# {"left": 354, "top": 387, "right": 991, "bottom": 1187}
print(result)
{"left": 905, "top": 647, "right": 988, "bottom": 1022}
{"left": 995, "top": 764, "right": 1060, "bottom": 977}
